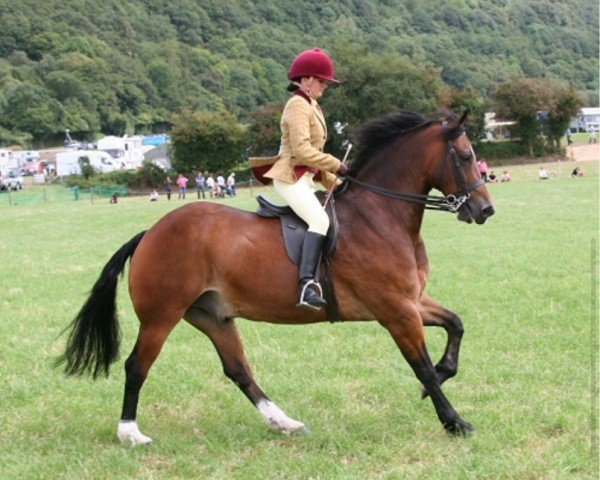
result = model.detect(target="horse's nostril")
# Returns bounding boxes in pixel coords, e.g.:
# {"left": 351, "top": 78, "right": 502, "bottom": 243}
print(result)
{"left": 483, "top": 205, "right": 495, "bottom": 218}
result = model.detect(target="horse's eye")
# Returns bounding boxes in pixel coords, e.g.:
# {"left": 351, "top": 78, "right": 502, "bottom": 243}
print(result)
{"left": 461, "top": 153, "right": 472, "bottom": 162}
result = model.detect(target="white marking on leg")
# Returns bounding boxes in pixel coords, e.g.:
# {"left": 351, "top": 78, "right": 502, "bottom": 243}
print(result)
{"left": 256, "top": 399, "right": 307, "bottom": 435}
{"left": 117, "top": 421, "right": 153, "bottom": 446}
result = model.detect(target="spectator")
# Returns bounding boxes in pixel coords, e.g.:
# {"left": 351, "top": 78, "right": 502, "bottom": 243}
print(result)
{"left": 195, "top": 171, "right": 206, "bottom": 199}
{"left": 216, "top": 173, "right": 226, "bottom": 198}
{"left": 501, "top": 170, "right": 511, "bottom": 182}
{"left": 565, "top": 128, "right": 573, "bottom": 145}
{"left": 588, "top": 125, "right": 597, "bottom": 143}
{"left": 571, "top": 166, "right": 584, "bottom": 177}
{"left": 477, "top": 158, "right": 489, "bottom": 182}
{"left": 176, "top": 173, "right": 188, "bottom": 199}
{"left": 538, "top": 167, "right": 549, "bottom": 180}
{"left": 488, "top": 170, "right": 498, "bottom": 183}
{"left": 150, "top": 190, "right": 158, "bottom": 201}
{"left": 164, "top": 176, "right": 173, "bottom": 200}
{"left": 206, "top": 174, "right": 216, "bottom": 198}
{"left": 226, "top": 172, "right": 236, "bottom": 196}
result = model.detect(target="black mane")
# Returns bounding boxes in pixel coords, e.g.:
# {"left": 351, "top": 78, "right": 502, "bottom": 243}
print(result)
{"left": 350, "top": 110, "right": 433, "bottom": 175}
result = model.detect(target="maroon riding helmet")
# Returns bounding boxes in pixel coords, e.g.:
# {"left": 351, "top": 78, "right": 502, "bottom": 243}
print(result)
{"left": 288, "top": 48, "right": 340, "bottom": 85}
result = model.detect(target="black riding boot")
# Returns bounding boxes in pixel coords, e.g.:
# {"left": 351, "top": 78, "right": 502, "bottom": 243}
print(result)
{"left": 296, "top": 232, "right": 327, "bottom": 310}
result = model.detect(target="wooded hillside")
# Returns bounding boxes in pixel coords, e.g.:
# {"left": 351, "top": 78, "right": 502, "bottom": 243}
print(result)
{"left": 0, "top": 0, "right": 597, "bottom": 145}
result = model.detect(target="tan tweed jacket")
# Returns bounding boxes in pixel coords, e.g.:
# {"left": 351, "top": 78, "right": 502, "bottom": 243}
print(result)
{"left": 249, "top": 94, "right": 341, "bottom": 189}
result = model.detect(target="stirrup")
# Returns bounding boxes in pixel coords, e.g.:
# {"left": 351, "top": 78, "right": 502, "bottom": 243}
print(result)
{"left": 296, "top": 280, "right": 326, "bottom": 311}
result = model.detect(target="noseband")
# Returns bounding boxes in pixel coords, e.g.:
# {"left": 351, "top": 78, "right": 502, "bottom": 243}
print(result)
{"left": 342, "top": 134, "right": 484, "bottom": 213}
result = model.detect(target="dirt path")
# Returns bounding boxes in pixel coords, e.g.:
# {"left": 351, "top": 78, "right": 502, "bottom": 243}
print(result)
{"left": 568, "top": 142, "right": 599, "bottom": 162}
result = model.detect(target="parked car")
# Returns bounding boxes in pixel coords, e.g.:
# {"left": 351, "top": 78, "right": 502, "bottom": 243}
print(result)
{"left": 21, "top": 160, "right": 42, "bottom": 175}
{"left": 0, "top": 168, "right": 24, "bottom": 190}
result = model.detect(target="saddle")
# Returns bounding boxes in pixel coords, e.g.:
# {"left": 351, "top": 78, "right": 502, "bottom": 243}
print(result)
{"left": 255, "top": 193, "right": 341, "bottom": 322}
{"left": 255, "top": 194, "right": 338, "bottom": 264}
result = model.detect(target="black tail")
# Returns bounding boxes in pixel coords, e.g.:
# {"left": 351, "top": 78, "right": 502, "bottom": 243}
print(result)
{"left": 56, "top": 231, "right": 146, "bottom": 378}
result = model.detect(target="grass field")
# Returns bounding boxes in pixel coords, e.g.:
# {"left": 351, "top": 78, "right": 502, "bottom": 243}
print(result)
{"left": 1, "top": 158, "right": 598, "bottom": 479}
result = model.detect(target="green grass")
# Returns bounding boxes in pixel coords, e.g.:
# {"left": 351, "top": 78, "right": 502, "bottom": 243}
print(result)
{"left": 1, "top": 159, "right": 598, "bottom": 479}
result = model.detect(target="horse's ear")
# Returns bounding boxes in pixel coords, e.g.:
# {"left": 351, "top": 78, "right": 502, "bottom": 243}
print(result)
{"left": 459, "top": 110, "right": 469, "bottom": 125}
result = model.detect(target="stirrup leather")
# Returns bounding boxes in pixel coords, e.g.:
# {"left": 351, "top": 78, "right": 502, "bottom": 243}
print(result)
{"left": 297, "top": 280, "right": 326, "bottom": 310}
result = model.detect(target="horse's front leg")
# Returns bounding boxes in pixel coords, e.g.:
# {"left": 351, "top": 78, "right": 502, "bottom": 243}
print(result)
{"left": 376, "top": 299, "right": 472, "bottom": 435}
{"left": 418, "top": 293, "right": 464, "bottom": 398}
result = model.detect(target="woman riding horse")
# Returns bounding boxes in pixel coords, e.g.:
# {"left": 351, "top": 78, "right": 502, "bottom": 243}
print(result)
{"left": 250, "top": 48, "right": 348, "bottom": 310}
{"left": 58, "top": 108, "right": 494, "bottom": 446}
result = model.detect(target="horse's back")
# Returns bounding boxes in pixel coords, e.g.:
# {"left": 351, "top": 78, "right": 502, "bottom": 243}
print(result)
{"left": 128, "top": 202, "right": 305, "bottom": 322}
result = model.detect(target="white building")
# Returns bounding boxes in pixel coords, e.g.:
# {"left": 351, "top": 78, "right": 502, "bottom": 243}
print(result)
{"left": 483, "top": 112, "right": 516, "bottom": 141}
{"left": 577, "top": 107, "right": 600, "bottom": 132}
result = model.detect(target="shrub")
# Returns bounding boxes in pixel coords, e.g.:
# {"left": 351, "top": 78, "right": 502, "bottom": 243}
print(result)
{"left": 61, "top": 162, "right": 171, "bottom": 191}
{"left": 474, "top": 141, "right": 528, "bottom": 160}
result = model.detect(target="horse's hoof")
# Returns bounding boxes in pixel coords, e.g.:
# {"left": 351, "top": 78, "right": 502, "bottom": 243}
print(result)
{"left": 444, "top": 419, "right": 474, "bottom": 437}
{"left": 291, "top": 425, "right": 311, "bottom": 436}
{"left": 117, "top": 421, "right": 153, "bottom": 446}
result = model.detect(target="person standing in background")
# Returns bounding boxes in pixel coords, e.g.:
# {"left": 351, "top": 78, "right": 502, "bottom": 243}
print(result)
{"left": 565, "top": 128, "right": 573, "bottom": 145}
{"left": 477, "top": 158, "right": 489, "bottom": 183}
{"left": 176, "top": 173, "right": 188, "bottom": 199}
{"left": 226, "top": 172, "right": 236, "bottom": 197}
{"left": 206, "top": 174, "right": 215, "bottom": 198}
{"left": 195, "top": 171, "right": 206, "bottom": 199}
{"left": 164, "top": 176, "right": 172, "bottom": 201}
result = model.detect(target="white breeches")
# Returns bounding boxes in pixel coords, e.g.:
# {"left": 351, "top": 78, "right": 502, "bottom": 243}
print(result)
{"left": 273, "top": 172, "right": 330, "bottom": 235}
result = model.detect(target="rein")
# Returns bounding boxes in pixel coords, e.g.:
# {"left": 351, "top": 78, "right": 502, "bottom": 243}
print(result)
{"left": 342, "top": 138, "right": 484, "bottom": 213}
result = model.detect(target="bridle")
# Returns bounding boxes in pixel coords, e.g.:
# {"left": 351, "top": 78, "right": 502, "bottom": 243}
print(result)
{"left": 341, "top": 128, "right": 484, "bottom": 213}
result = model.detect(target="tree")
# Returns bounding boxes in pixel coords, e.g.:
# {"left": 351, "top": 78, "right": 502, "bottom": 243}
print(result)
{"left": 1, "top": 82, "right": 63, "bottom": 139}
{"left": 494, "top": 77, "right": 583, "bottom": 155}
{"left": 493, "top": 78, "right": 549, "bottom": 156}
{"left": 439, "top": 85, "right": 487, "bottom": 141}
{"left": 321, "top": 44, "right": 443, "bottom": 156}
{"left": 0, "top": 0, "right": 596, "bottom": 145}
{"left": 245, "top": 103, "right": 283, "bottom": 156}
{"left": 170, "top": 110, "right": 246, "bottom": 174}
{"left": 544, "top": 82, "right": 583, "bottom": 149}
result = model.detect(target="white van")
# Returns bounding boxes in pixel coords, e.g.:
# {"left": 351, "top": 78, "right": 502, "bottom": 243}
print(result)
{"left": 97, "top": 135, "right": 144, "bottom": 170}
{"left": 55, "top": 150, "right": 121, "bottom": 177}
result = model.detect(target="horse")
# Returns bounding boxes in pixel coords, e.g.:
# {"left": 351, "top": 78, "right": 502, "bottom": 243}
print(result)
{"left": 58, "top": 109, "right": 494, "bottom": 445}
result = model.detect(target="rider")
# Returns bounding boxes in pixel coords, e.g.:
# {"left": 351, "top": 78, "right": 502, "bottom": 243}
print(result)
{"left": 250, "top": 48, "right": 348, "bottom": 310}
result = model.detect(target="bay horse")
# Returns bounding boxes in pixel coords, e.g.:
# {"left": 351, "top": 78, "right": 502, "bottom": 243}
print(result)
{"left": 58, "top": 110, "right": 494, "bottom": 445}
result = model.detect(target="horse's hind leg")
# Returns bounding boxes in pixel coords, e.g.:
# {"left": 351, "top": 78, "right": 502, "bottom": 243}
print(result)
{"left": 117, "top": 318, "right": 180, "bottom": 446}
{"left": 185, "top": 310, "right": 308, "bottom": 435}
{"left": 419, "top": 293, "right": 464, "bottom": 398}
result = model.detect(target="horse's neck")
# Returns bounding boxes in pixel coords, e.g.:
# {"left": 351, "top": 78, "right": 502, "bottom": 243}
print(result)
{"left": 339, "top": 139, "right": 439, "bottom": 238}
{"left": 337, "top": 186, "right": 426, "bottom": 240}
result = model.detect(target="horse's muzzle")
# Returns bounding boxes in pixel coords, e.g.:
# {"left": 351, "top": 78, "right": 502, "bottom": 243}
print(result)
{"left": 457, "top": 201, "right": 495, "bottom": 224}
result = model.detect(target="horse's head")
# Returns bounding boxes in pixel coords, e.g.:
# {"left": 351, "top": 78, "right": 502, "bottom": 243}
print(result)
{"left": 348, "top": 109, "right": 494, "bottom": 225}
{"left": 436, "top": 112, "right": 495, "bottom": 224}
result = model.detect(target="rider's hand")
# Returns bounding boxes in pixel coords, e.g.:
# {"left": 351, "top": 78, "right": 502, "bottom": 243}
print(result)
{"left": 337, "top": 163, "right": 349, "bottom": 176}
